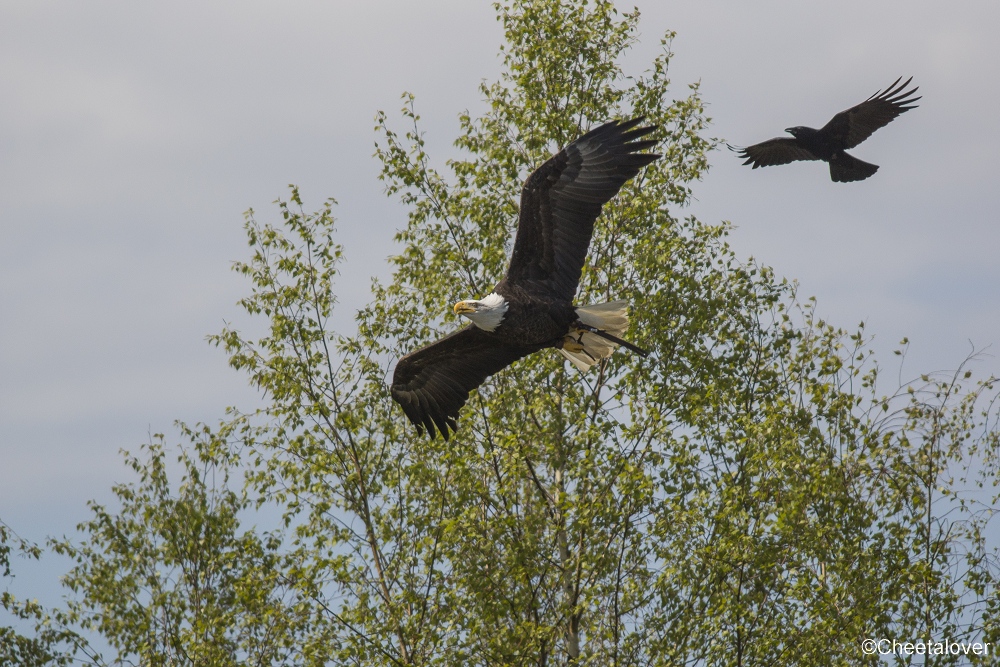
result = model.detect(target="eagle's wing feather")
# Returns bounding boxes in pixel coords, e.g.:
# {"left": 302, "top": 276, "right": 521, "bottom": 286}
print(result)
{"left": 819, "top": 76, "right": 921, "bottom": 150}
{"left": 390, "top": 325, "right": 531, "bottom": 440}
{"left": 504, "top": 119, "right": 660, "bottom": 301}
{"left": 731, "top": 138, "right": 820, "bottom": 168}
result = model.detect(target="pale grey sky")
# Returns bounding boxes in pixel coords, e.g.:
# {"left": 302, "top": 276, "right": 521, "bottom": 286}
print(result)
{"left": 2, "top": 0, "right": 998, "bottom": 607}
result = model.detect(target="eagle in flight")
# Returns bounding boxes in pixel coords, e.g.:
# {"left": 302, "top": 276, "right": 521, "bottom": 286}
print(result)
{"left": 732, "top": 77, "right": 920, "bottom": 182}
{"left": 391, "top": 118, "right": 659, "bottom": 439}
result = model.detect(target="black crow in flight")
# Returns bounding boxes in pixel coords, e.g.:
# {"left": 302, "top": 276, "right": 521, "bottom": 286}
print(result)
{"left": 732, "top": 77, "right": 920, "bottom": 182}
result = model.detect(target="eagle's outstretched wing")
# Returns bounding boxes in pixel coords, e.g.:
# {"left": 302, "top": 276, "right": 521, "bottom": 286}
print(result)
{"left": 503, "top": 118, "right": 660, "bottom": 302}
{"left": 819, "top": 76, "right": 921, "bottom": 150}
{"left": 729, "top": 139, "right": 820, "bottom": 169}
{"left": 390, "top": 326, "right": 531, "bottom": 440}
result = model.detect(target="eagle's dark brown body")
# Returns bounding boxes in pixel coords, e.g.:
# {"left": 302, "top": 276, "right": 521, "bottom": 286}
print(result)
{"left": 492, "top": 282, "right": 578, "bottom": 346}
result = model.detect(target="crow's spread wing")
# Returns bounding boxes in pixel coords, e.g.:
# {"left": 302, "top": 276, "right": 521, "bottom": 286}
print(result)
{"left": 391, "top": 326, "right": 531, "bottom": 440}
{"left": 820, "top": 77, "right": 921, "bottom": 150}
{"left": 503, "top": 118, "right": 660, "bottom": 302}
{"left": 730, "top": 138, "right": 820, "bottom": 169}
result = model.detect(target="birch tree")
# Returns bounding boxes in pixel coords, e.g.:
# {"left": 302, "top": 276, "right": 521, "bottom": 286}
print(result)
{"left": 51, "top": 1, "right": 1000, "bottom": 665}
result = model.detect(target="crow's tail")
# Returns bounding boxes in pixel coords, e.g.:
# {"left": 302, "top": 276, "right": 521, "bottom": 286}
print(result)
{"left": 830, "top": 152, "right": 879, "bottom": 182}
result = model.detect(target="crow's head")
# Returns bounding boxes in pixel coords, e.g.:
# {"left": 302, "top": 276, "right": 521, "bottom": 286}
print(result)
{"left": 784, "top": 126, "right": 808, "bottom": 138}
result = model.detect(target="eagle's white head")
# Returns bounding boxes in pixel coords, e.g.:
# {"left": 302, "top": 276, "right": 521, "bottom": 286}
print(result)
{"left": 453, "top": 292, "right": 508, "bottom": 332}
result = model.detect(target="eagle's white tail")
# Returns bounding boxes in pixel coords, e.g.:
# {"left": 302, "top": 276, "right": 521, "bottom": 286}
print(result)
{"left": 559, "top": 300, "right": 631, "bottom": 371}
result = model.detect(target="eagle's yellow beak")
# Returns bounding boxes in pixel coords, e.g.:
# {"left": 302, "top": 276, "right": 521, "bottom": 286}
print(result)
{"left": 454, "top": 301, "right": 475, "bottom": 315}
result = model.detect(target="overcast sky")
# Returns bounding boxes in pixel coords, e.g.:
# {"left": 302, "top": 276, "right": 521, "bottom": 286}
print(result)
{"left": 2, "top": 1, "right": 998, "bottom": 606}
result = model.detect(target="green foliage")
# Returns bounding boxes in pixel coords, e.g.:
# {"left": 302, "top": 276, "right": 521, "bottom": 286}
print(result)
{"left": 51, "top": 429, "right": 328, "bottom": 667}
{"left": 210, "top": 0, "right": 1000, "bottom": 665}
{"left": 42, "top": 0, "right": 1000, "bottom": 665}
{"left": 1, "top": 523, "right": 76, "bottom": 666}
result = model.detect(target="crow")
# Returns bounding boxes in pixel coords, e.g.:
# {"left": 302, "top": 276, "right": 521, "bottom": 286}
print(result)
{"left": 731, "top": 77, "right": 920, "bottom": 182}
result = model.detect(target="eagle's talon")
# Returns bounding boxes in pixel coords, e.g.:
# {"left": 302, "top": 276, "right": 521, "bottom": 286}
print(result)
{"left": 562, "top": 334, "right": 586, "bottom": 353}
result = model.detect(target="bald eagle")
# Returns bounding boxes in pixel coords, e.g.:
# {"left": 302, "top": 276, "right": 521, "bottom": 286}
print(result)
{"left": 390, "top": 118, "right": 659, "bottom": 439}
